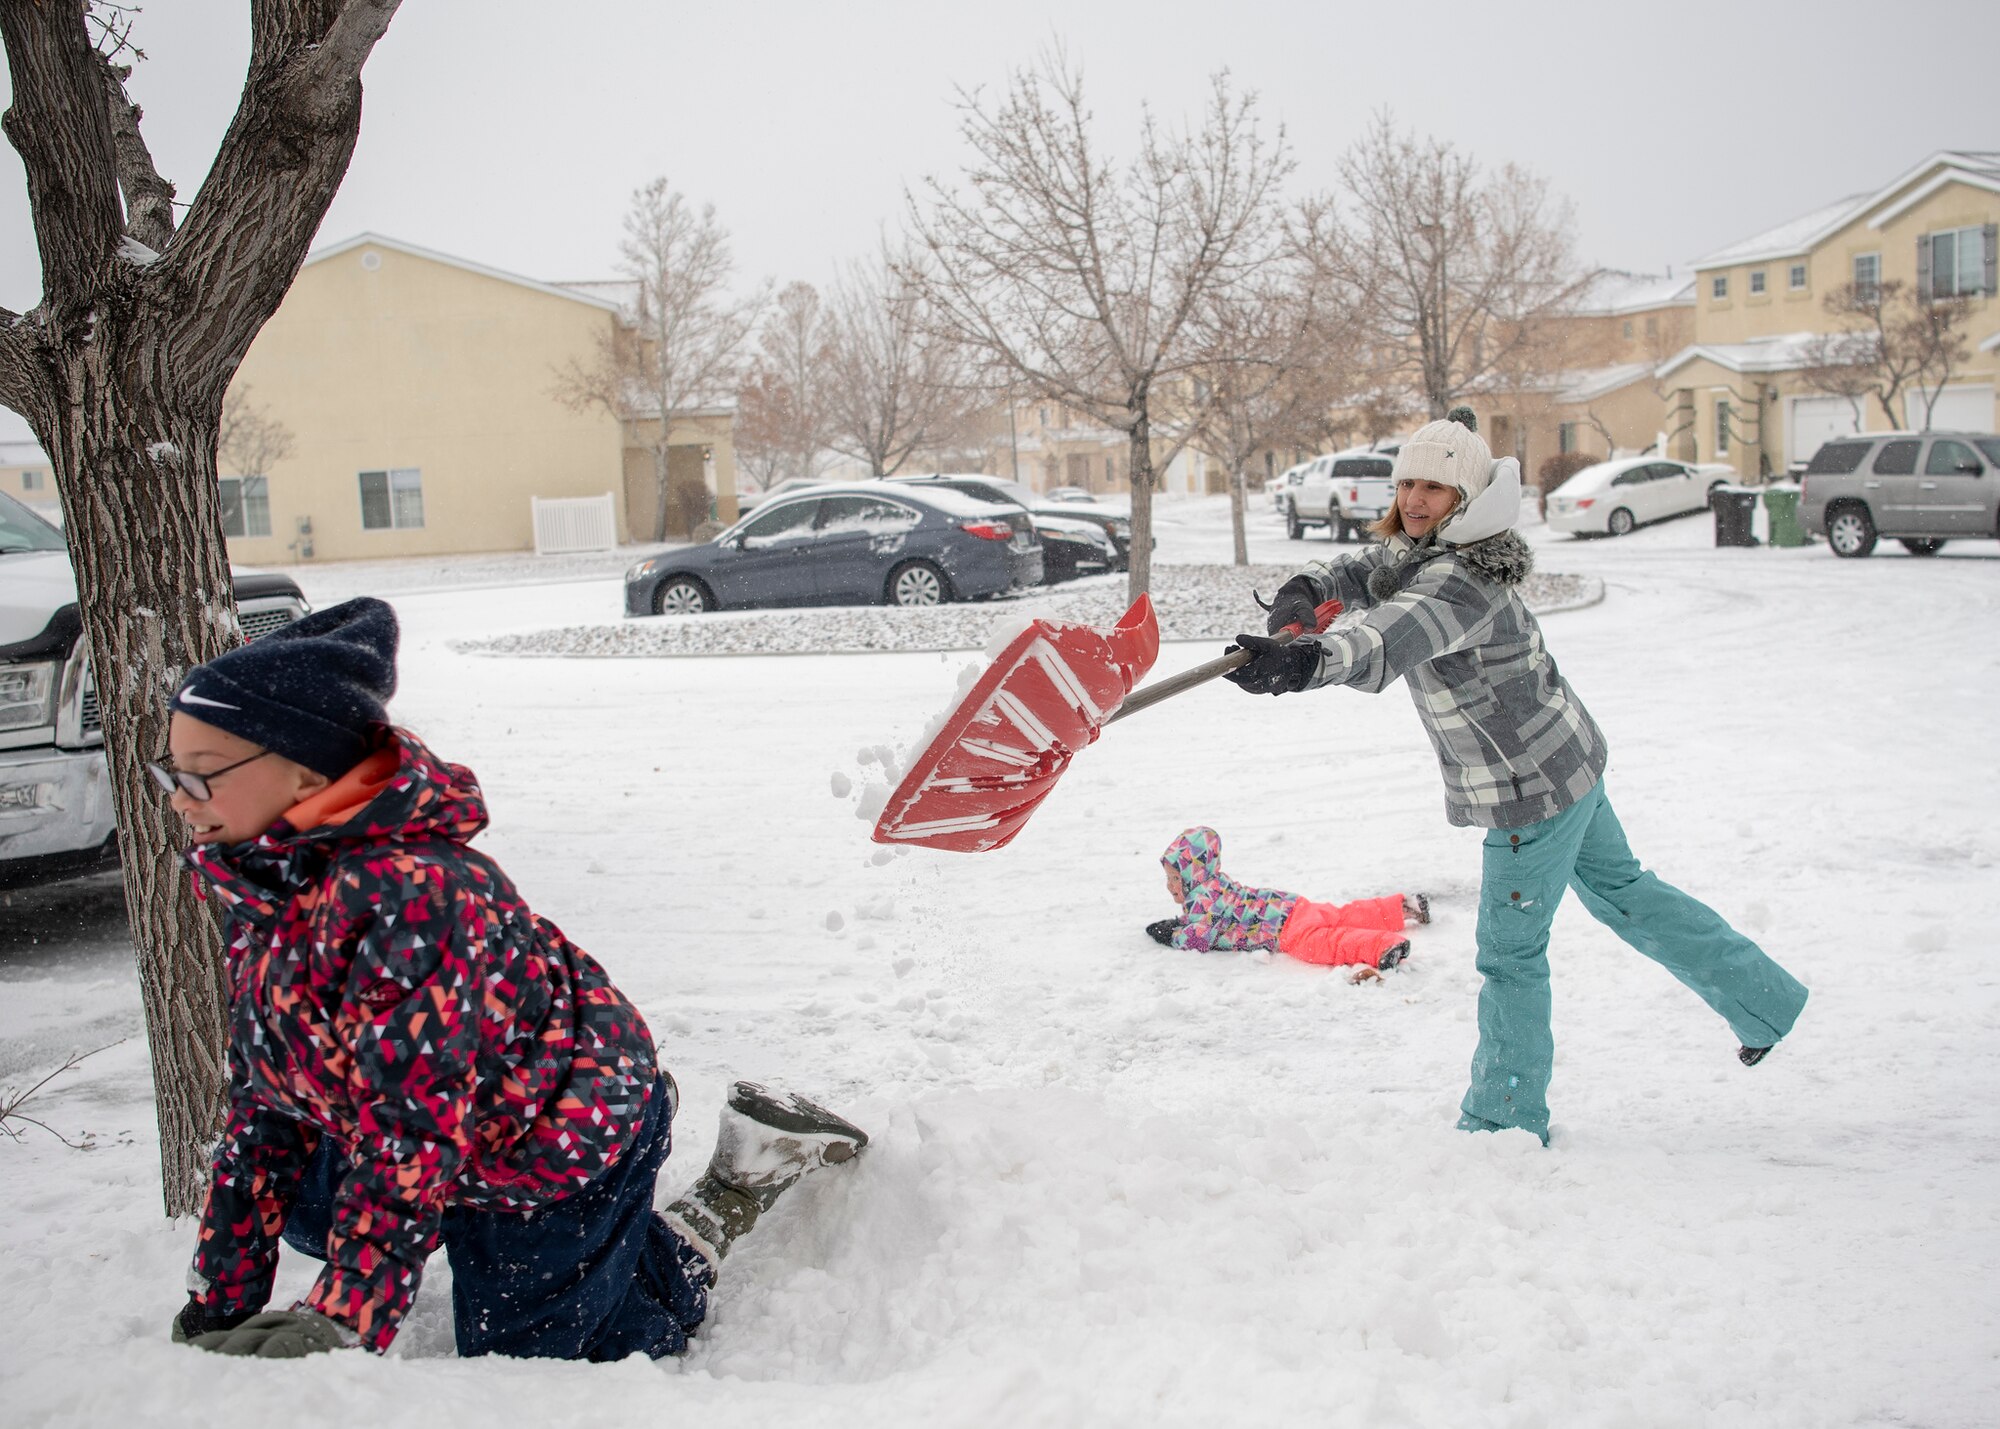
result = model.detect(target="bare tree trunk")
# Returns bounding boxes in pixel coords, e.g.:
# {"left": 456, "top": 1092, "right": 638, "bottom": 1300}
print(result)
{"left": 1126, "top": 401, "right": 1154, "bottom": 601}
{"left": 652, "top": 444, "right": 672, "bottom": 542}
{"left": 1229, "top": 465, "right": 1249, "bottom": 566}
{"left": 52, "top": 386, "right": 239, "bottom": 1209}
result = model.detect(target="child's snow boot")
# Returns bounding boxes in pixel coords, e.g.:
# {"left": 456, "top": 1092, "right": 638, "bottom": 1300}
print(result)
{"left": 1376, "top": 939, "right": 1412, "bottom": 970}
{"left": 1403, "top": 893, "right": 1431, "bottom": 926}
{"left": 662, "top": 1081, "right": 868, "bottom": 1266}
{"left": 1145, "top": 918, "right": 1181, "bottom": 946}
{"left": 1737, "top": 1044, "right": 1772, "bottom": 1067}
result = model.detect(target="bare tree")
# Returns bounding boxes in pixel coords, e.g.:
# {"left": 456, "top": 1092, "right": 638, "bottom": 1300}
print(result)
{"left": 0, "top": 0, "right": 402, "bottom": 1213}
{"left": 217, "top": 385, "right": 296, "bottom": 479}
{"left": 909, "top": 55, "right": 1292, "bottom": 598}
{"left": 1173, "top": 239, "right": 1347, "bottom": 564}
{"left": 554, "top": 178, "right": 766, "bottom": 539}
{"left": 1797, "top": 280, "right": 1976, "bottom": 430}
{"left": 735, "top": 281, "right": 831, "bottom": 487}
{"left": 732, "top": 364, "right": 798, "bottom": 492}
{"left": 1317, "top": 113, "right": 1585, "bottom": 419}
{"left": 823, "top": 245, "right": 981, "bottom": 478}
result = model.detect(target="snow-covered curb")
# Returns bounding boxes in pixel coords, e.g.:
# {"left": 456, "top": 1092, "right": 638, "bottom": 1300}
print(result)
{"left": 454, "top": 563, "right": 1604, "bottom": 658}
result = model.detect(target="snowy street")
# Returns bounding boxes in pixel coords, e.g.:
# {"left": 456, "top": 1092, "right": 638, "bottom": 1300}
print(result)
{"left": 3, "top": 499, "right": 1997, "bottom": 1427}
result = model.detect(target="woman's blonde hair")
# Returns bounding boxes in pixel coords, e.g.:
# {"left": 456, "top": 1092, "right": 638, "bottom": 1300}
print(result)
{"left": 1370, "top": 483, "right": 1460, "bottom": 540}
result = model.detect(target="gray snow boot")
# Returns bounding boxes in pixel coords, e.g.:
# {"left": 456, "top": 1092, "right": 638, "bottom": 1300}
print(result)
{"left": 661, "top": 1081, "right": 869, "bottom": 1267}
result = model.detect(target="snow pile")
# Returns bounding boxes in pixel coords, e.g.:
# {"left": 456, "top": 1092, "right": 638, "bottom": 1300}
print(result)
{"left": 454, "top": 565, "right": 1601, "bottom": 658}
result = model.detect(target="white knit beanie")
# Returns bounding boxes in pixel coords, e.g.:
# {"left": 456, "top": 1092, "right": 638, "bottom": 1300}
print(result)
{"left": 1392, "top": 406, "right": 1492, "bottom": 505}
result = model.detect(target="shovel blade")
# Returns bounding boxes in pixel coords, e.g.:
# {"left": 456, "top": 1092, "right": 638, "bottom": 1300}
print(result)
{"left": 872, "top": 596, "right": 1160, "bottom": 852}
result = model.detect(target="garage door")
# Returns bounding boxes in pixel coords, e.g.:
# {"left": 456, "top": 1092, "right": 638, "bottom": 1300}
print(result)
{"left": 1787, "top": 396, "right": 1862, "bottom": 467}
{"left": 1905, "top": 384, "right": 1995, "bottom": 434}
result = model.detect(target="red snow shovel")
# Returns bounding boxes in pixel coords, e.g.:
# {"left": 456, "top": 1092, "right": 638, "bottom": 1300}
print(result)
{"left": 871, "top": 593, "right": 1340, "bottom": 852}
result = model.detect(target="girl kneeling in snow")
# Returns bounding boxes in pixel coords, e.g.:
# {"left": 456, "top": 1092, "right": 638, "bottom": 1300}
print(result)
{"left": 156, "top": 597, "right": 867, "bottom": 1361}
{"left": 1224, "top": 408, "right": 1808, "bottom": 1143}
{"left": 1148, "top": 825, "right": 1427, "bottom": 976}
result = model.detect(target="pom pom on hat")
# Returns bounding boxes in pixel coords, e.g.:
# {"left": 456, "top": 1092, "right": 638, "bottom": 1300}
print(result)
{"left": 169, "top": 597, "right": 399, "bottom": 777}
{"left": 1445, "top": 405, "right": 1478, "bottom": 433}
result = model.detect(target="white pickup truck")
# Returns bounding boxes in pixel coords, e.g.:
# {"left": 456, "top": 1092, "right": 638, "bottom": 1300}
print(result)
{"left": 0, "top": 490, "right": 309, "bottom": 887}
{"left": 1286, "top": 449, "right": 1397, "bottom": 542}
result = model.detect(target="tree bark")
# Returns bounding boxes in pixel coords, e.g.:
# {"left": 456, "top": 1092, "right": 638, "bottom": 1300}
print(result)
{"left": 1229, "top": 465, "right": 1249, "bottom": 567}
{"left": 1125, "top": 395, "right": 1154, "bottom": 602}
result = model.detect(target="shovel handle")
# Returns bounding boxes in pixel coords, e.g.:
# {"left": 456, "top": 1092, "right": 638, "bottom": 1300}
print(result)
{"left": 1104, "top": 599, "right": 1340, "bottom": 726}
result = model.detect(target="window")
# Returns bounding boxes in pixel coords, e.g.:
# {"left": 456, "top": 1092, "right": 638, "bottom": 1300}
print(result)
{"left": 815, "top": 495, "right": 919, "bottom": 536}
{"left": 358, "top": 468, "right": 424, "bottom": 530}
{"left": 1978, "top": 438, "right": 2000, "bottom": 467}
{"left": 1558, "top": 422, "right": 1577, "bottom": 454}
{"left": 1038, "top": 407, "right": 1050, "bottom": 426}
{"left": 1711, "top": 275, "right": 1729, "bottom": 300}
{"left": 1871, "top": 439, "right": 1919, "bottom": 476}
{"left": 1806, "top": 441, "right": 1869, "bottom": 475}
{"left": 737, "top": 498, "right": 821, "bottom": 547}
{"left": 22, "top": 469, "right": 45, "bottom": 491}
{"left": 1644, "top": 315, "right": 1658, "bottom": 338}
{"left": 1714, "top": 401, "right": 1730, "bottom": 456}
{"left": 1924, "top": 439, "right": 1978, "bottom": 475}
{"left": 219, "top": 476, "right": 270, "bottom": 538}
{"left": 1749, "top": 270, "right": 1766, "bottom": 295}
{"left": 1621, "top": 319, "right": 1634, "bottom": 339}
{"left": 1789, "top": 263, "right": 1808, "bottom": 291}
{"left": 1853, "top": 252, "right": 1880, "bottom": 299}
{"left": 1924, "top": 225, "right": 1992, "bottom": 299}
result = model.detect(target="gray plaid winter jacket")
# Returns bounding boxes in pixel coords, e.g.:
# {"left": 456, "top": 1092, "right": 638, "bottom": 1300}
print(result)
{"left": 1291, "top": 531, "right": 1608, "bottom": 829}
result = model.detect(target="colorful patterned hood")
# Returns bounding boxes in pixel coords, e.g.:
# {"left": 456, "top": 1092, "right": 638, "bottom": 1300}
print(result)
{"left": 1161, "top": 825, "right": 1298, "bottom": 953}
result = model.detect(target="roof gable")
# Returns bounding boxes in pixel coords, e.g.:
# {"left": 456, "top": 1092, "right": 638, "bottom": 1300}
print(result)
{"left": 304, "top": 232, "right": 626, "bottom": 314}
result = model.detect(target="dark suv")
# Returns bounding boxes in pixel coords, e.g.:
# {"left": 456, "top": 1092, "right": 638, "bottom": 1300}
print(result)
{"left": 1800, "top": 431, "right": 2000, "bottom": 557}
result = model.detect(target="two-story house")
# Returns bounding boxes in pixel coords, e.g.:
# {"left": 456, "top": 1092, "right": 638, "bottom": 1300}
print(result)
{"left": 1656, "top": 152, "right": 1998, "bottom": 478}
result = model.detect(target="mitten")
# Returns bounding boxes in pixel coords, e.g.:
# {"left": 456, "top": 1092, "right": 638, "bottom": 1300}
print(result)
{"left": 1260, "top": 574, "right": 1322, "bottom": 636}
{"left": 188, "top": 1309, "right": 352, "bottom": 1358}
{"left": 170, "top": 1297, "right": 259, "bottom": 1344}
{"left": 1145, "top": 918, "right": 1181, "bottom": 946}
{"left": 1223, "top": 633, "right": 1319, "bottom": 696}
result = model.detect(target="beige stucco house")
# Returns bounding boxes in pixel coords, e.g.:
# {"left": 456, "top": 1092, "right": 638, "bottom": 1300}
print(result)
{"left": 1656, "top": 151, "right": 1999, "bottom": 478}
{"left": 219, "top": 232, "right": 739, "bottom": 564}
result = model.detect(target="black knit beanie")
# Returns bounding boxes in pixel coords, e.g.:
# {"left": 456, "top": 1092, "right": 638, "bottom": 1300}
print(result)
{"left": 170, "top": 596, "right": 399, "bottom": 777}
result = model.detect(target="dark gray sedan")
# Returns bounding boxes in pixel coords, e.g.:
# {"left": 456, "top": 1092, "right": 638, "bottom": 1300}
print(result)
{"left": 623, "top": 483, "right": 1044, "bottom": 615}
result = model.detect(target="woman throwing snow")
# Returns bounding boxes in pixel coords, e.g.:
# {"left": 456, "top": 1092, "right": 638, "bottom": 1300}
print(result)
{"left": 1223, "top": 408, "right": 1807, "bottom": 1143}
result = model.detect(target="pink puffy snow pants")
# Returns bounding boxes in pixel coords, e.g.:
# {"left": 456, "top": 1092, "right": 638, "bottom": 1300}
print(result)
{"left": 1276, "top": 894, "right": 1408, "bottom": 967}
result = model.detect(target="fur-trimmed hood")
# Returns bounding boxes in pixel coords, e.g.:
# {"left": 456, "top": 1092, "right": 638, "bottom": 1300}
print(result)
{"left": 1365, "top": 529, "right": 1534, "bottom": 601}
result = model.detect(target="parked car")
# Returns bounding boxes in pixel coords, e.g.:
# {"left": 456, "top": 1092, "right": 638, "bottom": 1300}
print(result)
{"left": 888, "top": 474, "right": 1121, "bottom": 580}
{"left": 1288, "top": 450, "right": 1397, "bottom": 541}
{"left": 1043, "top": 486, "right": 1097, "bottom": 503}
{"left": 1544, "top": 457, "right": 1733, "bottom": 537}
{"left": 735, "top": 475, "right": 833, "bottom": 516}
{"left": 623, "top": 482, "right": 1042, "bottom": 615}
{"left": 1270, "top": 463, "right": 1308, "bottom": 515}
{"left": 1, "top": 491, "right": 310, "bottom": 888}
{"left": 1800, "top": 430, "right": 2000, "bottom": 557}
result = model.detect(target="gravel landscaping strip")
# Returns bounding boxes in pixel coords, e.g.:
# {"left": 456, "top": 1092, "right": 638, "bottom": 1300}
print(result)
{"left": 456, "top": 563, "right": 1602, "bottom": 659}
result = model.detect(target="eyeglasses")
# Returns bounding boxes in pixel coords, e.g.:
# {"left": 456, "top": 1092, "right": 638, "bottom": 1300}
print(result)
{"left": 146, "top": 749, "right": 274, "bottom": 801}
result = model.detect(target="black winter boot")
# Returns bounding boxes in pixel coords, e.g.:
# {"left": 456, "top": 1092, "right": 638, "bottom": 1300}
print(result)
{"left": 1146, "top": 918, "right": 1182, "bottom": 946}
{"left": 1738, "top": 1045, "right": 1772, "bottom": 1067}
{"left": 1377, "top": 939, "right": 1412, "bottom": 971}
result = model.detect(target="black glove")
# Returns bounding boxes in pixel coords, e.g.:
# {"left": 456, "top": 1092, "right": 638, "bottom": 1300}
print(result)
{"left": 1145, "top": 918, "right": 1182, "bottom": 946}
{"left": 171, "top": 1297, "right": 259, "bottom": 1344}
{"left": 185, "top": 1309, "right": 351, "bottom": 1358}
{"left": 1223, "top": 633, "right": 1319, "bottom": 696}
{"left": 1260, "top": 574, "right": 1322, "bottom": 637}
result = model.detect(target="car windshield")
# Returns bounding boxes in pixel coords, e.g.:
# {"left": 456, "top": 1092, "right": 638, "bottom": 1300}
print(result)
{"left": 0, "top": 490, "right": 67, "bottom": 554}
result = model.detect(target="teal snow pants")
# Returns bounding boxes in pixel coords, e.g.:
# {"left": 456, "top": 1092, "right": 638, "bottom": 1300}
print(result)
{"left": 1460, "top": 780, "right": 1808, "bottom": 1142}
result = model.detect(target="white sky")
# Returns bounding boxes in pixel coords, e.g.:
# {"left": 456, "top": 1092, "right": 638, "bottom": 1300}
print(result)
{"left": 2, "top": 0, "right": 1996, "bottom": 444}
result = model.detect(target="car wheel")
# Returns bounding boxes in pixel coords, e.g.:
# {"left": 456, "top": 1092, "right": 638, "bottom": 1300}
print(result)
{"left": 1334, "top": 518, "right": 1352, "bottom": 543}
{"left": 887, "top": 560, "right": 949, "bottom": 607}
{"left": 1607, "top": 507, "right": 1636, "bottom": 537}
{"left": 1826, "top": 505, "right": 1876, "bottom": 558}
{"left": 652, "top": 576, "right": 711, "bottom": 615}
{"left": 1899, "top": 538, "right": 1946, "bottom": 556}
{"left": 1285, "top": 505, "right": 1303, "bottom": 540}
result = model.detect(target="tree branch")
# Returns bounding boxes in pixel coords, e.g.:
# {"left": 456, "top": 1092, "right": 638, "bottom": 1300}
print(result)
{"left": 94, "top": 53, "right": 177, "bottom": 252}
{"left": 0, "top": 1, "right": 126, "bottom": 304}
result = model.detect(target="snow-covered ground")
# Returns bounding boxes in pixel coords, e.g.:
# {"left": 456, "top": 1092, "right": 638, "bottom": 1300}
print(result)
{"left": 4, "top": 498, "right": 1997, "bottom": 1427}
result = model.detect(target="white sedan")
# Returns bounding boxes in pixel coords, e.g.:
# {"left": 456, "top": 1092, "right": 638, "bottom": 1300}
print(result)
{"left": 1545, "top": 458, "right": 1734, "bottom": 537}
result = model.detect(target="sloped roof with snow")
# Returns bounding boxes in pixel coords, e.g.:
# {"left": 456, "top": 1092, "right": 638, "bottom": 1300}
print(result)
{"left": 1554, "top": 362, "right": 1657, "bottom": 403}
{"left": 1574, "top": 271, "right": 1694, "bottom": 316}
{"left": 1691, "top": 151, "right": 2000, "bottom": 272}
{"left": 305, "top": 233, "right": 628, "bottom": 314}
{"left": 1654, "top": 332, "right": 1829, "bottom": 379}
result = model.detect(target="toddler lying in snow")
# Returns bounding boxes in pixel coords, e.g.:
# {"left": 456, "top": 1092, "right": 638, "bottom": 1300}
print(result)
{"left": 1147, "top": 826, "right": 1426, "bottom": 976}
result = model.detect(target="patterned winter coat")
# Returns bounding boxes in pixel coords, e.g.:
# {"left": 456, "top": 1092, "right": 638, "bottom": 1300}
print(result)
{"left": 1161, "top": 826, "right": 1298, "bottom": 953}
{"left": 184, "top": 727, "right": 658, "bottom": 1352}
{"left": 1289, "top": 530, "right": 1608, "bottom": 829}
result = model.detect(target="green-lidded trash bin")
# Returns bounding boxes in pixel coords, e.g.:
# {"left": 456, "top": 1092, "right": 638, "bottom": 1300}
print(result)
{"left": 1763, "top": 482, "right": 1806, "bottom": 546}
{"left": 1711, "top": 486, "right": 1759, "bottom": 547}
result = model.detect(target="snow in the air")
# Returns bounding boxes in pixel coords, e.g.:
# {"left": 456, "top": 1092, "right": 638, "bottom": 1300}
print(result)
{"left": 2, "top": 496, "right": 1995, "bottom": 1428}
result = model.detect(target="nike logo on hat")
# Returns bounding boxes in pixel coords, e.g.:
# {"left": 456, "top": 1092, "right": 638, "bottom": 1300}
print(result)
{"left": 177, "top": 687, "right": 241, "bottom": 711}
